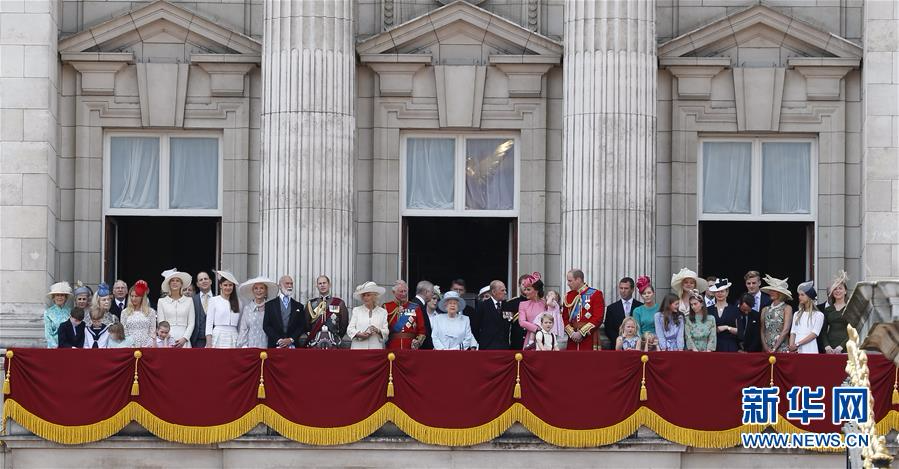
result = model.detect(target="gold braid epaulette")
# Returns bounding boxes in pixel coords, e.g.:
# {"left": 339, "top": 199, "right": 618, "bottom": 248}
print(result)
{"left": 307, "top": 299, "right": 328, "bottom": 320}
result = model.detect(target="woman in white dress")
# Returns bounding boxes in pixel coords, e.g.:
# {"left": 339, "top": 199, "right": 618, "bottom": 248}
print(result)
{"left": 156, "top": 269, "right": 195, "bottom": 348}
{"left": 205, "top": 270, "right": 242, "bottom": 348}
{"left": 121, "top": 280, "right": 157, "bottom": 347}
{"left": 347, "top": 282, "right": 388, "bottom": 350}
{"left": 431, "top": 291, "right": 478, "bottom": 350}
{"left": 789, "top": 281, "right": 824, "bottom": 354}
{"left": 237, "top": 276, "right": 278, "bottom": 348}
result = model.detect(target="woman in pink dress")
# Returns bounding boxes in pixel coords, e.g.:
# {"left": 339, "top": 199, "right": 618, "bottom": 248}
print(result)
{"left": 517, "top": 272, "right": 547, "bottom": 349}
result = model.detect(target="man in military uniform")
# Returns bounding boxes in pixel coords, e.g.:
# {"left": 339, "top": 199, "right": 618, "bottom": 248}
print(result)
{"left": 383, "top": 280, "right": 427, "bottom": 350}
{"left": 561, "top": 269, "right": 605, "bottom": 350}
{"left": 305, "top": 275, "right": 349, "bottom": 348}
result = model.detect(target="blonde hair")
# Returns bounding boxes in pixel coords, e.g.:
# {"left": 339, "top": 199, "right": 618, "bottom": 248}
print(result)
{"left": 108, "top": 323, "right": 125, "bottom": 340}
{"left": 620, "top": 316, "right": 640, "bottom": 337}
{"left": 122, "top": 285, "right": 151, "bottom": 317}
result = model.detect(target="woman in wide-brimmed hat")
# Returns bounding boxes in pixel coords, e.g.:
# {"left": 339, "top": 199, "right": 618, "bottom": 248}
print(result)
{"left": 789, "top": 281, "right": 825, "bottom": 354}
{"left": 820, "top": 270, "right": 855, "bottom": 354}
{"left": 157, "top": 268, "right": 195, "bottom": 348}
{"left": 44, "top": 281, "right": 73, "bottom": 348}
{"left": 670, "top": 268, "right": 709, "bottom": 314}
{"left": 205, "top": 270, "right": 242, "bottom": 348}
{"left": 347, "top": 282, "right": 389, "bottom": 349}
{"left": 121, "top": 280, "right": 157, "bottom": 347}
{"left": 432, "top": 291, "right": 479, "bottom": 350}
{"left": 759, "top": 275, "right": 793, "bottom": 353}
{"left": 236, "top": 276, "right": 278, "bottom": 348}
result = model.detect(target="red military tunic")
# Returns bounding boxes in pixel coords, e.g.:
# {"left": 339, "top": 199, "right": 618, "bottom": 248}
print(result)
{"left": 561, "top": 285, "right": 606, "bottom": 350}
{"left": 384, "top": 300, "right": 427, "bottom": 350}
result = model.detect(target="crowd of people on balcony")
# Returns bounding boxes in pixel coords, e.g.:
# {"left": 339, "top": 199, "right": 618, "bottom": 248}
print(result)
{"left": 42, "top": 267, "right": 855, "bottom": 354}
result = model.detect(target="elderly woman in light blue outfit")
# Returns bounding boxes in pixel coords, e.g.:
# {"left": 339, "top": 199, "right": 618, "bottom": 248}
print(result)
{"left": 431, "top": 291, "right": 478, "bottom": 350}
{"left": 237, "top": 276, "right": 279, "bottom": 348}
{"left": 44, "top": 281, "right": 73, "bottom": 348}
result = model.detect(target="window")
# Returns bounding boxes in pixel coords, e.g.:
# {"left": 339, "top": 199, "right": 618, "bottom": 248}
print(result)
{"left": 105, "top": 132, "right": 222, "bottom": 215}
{"left": 699, "top": 138, "right": 815, "bottom": 220}
{"left": 402, "top": 134, "right": 518, "bottom": 216}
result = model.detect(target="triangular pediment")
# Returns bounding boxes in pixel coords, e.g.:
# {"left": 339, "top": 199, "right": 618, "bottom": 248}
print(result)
{"left": 357, "top": 0, "right": 562, "bottom": 59}
{"left": 659, "top": 4, "right": 861, "bottom": 60}
{"left": 58, "top": 0, "right": 260, "bottom": 55}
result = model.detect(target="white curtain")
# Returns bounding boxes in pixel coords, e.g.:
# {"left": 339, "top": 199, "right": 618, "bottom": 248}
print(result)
{"left": 109, "top": 137, "right": 160, "bottom": 209}
{"left": 762, "top": 142, "right": 811, "bottom": 214}
{"left": 170, "top": 138, "right": 219, "bottom": 209}
{"left": 465, "top": 139, "right": 514, "bottom": 210}
{"left": 406, "top": 138, "right": 455, "bottom": 210}
{"left": 702, "top": 142, "right": 751, "bottom": 214}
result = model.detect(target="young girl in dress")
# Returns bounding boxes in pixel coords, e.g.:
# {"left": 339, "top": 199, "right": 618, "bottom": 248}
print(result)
{"left": 107, "top": 323, "right": 134, "bottom": 348}
{"left": 616, "top": 317, "right": 642, "bottom": 351}
{"left": 543, "top": 290, "right": 567, "bottom": 347}
{"left": 153, "top": 321, "right": 175, "bottom": 348}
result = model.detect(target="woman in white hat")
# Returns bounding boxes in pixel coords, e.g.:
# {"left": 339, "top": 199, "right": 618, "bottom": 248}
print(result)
{"left": 237, "top": 276, "right": 278, "bottom": 348}
{"left": 789, "top": 281, "right": 825, "bottom": 354}
{"left": 759, "top": 275, "right": 793, "bottom": 353}
{"left": 347, "top": 282, "right": 389, "bottom": 349}
{"left": 205, "top": 270, "right": 242, "bottom": 348}
{"left": 157, "top": 269, "right": 195, "bottom": 348}
{"left": 43, "top": 281, "right": 73, "bottom": 348}
{"left": 432, "top": 291, "right": 479, "bottom": 350}
{"left": 820, "top": 270, "right": 853, "bottom": 354}
{"left": 670, "top": 268, "right": 709, "bottom": 314}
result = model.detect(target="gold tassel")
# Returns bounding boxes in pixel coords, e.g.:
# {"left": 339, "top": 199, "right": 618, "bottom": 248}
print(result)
{"left": 892, "top": 366, "right": 898, "bottom": 405}
{"left": 3, "top": 350, "right": 12, "bottom": 395}
{"left": 639, "top": 354, "right": 649, "bottom": 402}
{"left": 386, "top": 353, "right": 395, "bottom": 398}
{"left": 768, "top": 355, "right": 776, "bottom": 387}
{"left": 513, "top": 353, "right": 523, "bottom": 399}
{"left": 257, "top": 351, "right": 268, "bottom": 400}
{"left": 131, "top": 350, "right": 142, "bottom": 396}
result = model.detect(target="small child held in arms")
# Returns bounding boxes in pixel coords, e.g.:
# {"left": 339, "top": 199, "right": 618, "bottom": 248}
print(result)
{"left": 107, "top": 323, "right": 133, "bottom": 348}
{"left": 543, "top": 290, "right": 567, "bottom": 345}
{"left": 615, "top": 317, "right": 642, "bottom": 351}
{"left": 153, "top": 321, "right": 175, "bottom": 348}
{"left": 534, "top": 312, "right": 559, "bottom": 351}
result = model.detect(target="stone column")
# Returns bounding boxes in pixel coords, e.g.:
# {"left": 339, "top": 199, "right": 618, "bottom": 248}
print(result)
{"left": 0, "top": 1, "right": 61, "bottom": 347}
{"left": 560, "top": 1, "right": 656, "bottom": 297}
{"left": 260, "top": 1, "right": 355, "bottom": 301}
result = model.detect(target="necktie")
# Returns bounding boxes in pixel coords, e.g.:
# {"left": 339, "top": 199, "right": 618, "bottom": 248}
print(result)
{"left": 283, "top": 296, "right": 289, "bottom": 309}
{"left": 202, "top": 293, "right": 209, "bottom": 311}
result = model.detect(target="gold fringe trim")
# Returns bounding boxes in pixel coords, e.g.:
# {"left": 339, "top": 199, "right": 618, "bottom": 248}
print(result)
{"left": 6, "top": 398, "right": 899, "bottom": 449}
{"left": 264, "top": 404, "right": 390, "bottom": 446}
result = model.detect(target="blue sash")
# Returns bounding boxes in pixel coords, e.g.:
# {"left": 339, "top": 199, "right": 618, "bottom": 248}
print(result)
{"left": 570, "top": 287, "right": 596, "bottom": 322}
{"left": 390, "top": 305, "right": 415, "bottom": 333}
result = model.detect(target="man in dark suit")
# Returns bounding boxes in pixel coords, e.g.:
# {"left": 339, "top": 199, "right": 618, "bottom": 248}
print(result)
{"left": 736, "top": 293, "right": 763, "bottom": 352}
{"left": 109, "top": 280, "right": 128, "bottom": 320}
{"left": 190, "top": 271, "right": 214, "bottom": 348}
{"left": 502, "top": 274, "right": 528, "bottom": 350}
{"left": 263, "top": 275, "right": 307, "bottom": 348}
{"left": 409, "top": 280, "right": 435, "bottom": 350}
{"left": 477, "top": 280, "right": 511, "bottom": 349}
{"left": 745, "top": 271, "right": 771, "bottom": 312}
{"left": 450, "top": 278, "right": 480, "bottom": 340}
{"left": 604, "top": 277, "right": 643, "bottom": 346}
{"left": 57, "top": 307, "right": 86, "bottom": 348}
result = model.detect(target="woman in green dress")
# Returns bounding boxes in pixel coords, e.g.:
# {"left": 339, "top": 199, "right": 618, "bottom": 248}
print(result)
{"left": 632, "top": 276, "right": 660, "bottom": 351}
{"left": 760, "top": 275, "right": 793, "bottom": 353}
{"left": 685, "top": 293, "right": 716, "bottom": 352}
{"left": 820, "top": 270, "right": 852, "bottom": 354}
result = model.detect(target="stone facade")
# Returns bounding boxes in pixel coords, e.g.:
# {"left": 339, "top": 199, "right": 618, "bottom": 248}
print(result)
{"left": 0, "top": 0, "right": 897, "bottom": 347}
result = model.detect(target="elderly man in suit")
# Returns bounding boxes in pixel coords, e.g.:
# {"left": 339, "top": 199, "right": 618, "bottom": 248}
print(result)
{"left": 477, "top": 280, "right": 513, "bottom": 349}
{"left": 604, "top": 277, "right": 643, "bottom": 346}
{"left": 409, "top": 280, "right": 435, "bottom": 350}
{"left": 263, "top": 275, "right": 307, "bottom": 348}
{"left": 109, "top": 280, "right": 128, "bottom": 320}
{"left": 190, "top": 271, "right": 214, "bottom": 348}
